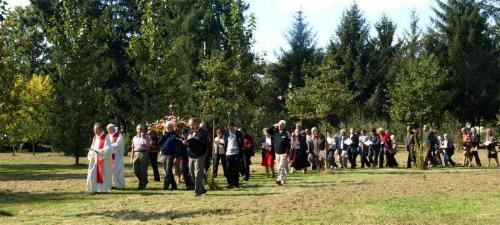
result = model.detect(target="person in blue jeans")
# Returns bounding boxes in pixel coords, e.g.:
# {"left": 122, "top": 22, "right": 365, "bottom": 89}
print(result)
{"left": 442, "top": 134, "right": 456, "bottom": 167}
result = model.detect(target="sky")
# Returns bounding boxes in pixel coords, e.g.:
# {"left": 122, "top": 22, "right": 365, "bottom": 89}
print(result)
{"left": 6, "top": 0, "right": 437, "bottom": 62}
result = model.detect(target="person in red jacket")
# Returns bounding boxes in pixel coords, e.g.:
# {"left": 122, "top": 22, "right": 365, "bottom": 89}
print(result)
{"left": 241, "top": 128, "right": 254, "bottom": 181}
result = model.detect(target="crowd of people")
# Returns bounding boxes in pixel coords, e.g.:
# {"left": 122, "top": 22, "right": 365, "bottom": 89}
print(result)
{"left": 85, "top": 119, "right": 499, "bottom": 195}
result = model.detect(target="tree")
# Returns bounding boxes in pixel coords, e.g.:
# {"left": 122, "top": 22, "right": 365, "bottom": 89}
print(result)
{"left": 389, "top": 55, "right": 450, "bottom": 126}
{"left": 0, "top": 0, "right": 6, "bottom": 22}
{"left": 325, "top": 3, "right": 370, "bottom": 108}
{"left": 1, "top": 6, "right": 49, "bottom": 77}
{"left": 198, "top": 0, "right": 257, "bottom": 127}
{"left": 35, "top": 0, "right": 118, "bottom": 164}
{"left": 286, "top": 70, "right": 353, "bottom": 122}
{"left": 268, "top": 9, "right": 322, "bottom": 115}
{"left": 0, "top": 74, "right": 53, "bottom": 155}
{"left": 18, "top": 75, "right": 54, "bottom": 155}
{"left": 402, "top": 10, "right": 423, "bottom": 59}
{"left": 364, "top": 15, "right": 397, "bottom": 119}
{"left": 430, "top": 0, "right": 499, "bottom": 124}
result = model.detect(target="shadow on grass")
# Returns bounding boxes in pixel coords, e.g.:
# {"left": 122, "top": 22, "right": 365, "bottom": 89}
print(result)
{"left": 0, "top": 210, "right": 14, "bottom": 217}
{"left": 0, "top": 190, "right": 164, "bottom": 204}
{"left": 0, "top": 164, "right": 87, "bottom": 181}
{"left": 208, "top": 192, "right": 278, "bottom": 197}
{"left": 75, "top": 208, "right": 232, "bottom": 221}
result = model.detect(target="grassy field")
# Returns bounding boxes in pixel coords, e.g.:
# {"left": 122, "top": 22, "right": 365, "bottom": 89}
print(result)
{"left": 0, "top": 152, "right": 499, "bottom": 225}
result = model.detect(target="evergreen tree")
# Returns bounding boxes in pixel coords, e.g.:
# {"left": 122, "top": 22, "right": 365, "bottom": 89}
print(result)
{"left": 431, "top": 0, "right": 499, "bottom": 124}
{"left": 403, "top": 10, "right": 423, "bottom": 59}
{"left": 326, "top": 3, "right": 370, "bottom": 106}
{"left": 364, "top": 15, "right": 397, "bottom": 119}
{"left": 0, "top": 0, "right": 6, "bottom": 22}
{"left": 267, "top": 9, "right": 322, "bottom": 116}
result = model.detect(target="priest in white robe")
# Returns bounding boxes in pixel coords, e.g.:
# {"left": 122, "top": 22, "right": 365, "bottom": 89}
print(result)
{"left": 86, "top": 123, "right": 113, "bottom": 193}
{"left": 107, "top": 123, "right": 125, "bottom": 189}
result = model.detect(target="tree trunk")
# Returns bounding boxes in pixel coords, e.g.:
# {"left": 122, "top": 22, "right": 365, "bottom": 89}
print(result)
{"left": 75, "top": 143, "right": 80, "bottom": 165}
{"left": 12, "top": 144, "right": 15, "bottom": 156}
{"left": 32, "top": 141, "right": 36, "bottom": 156}
{"left": 18, "top": 143, "right": 23, "bottom": 155}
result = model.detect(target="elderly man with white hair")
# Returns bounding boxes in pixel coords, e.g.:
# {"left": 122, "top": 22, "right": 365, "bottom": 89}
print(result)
{"left": 268, "top": 120, "right": 291, "bottom": 185}
{"left": 86, "top": 123, "right": 113, "bottom": 194}
{"left": 131, "top": 124, "right": 151, "bottom": 190}
{"left": 107, "top": 123, "right": 125, "bottom": 189}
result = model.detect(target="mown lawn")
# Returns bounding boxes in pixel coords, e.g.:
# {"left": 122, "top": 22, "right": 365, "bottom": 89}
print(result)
{"left": 0, "top": 152, "right": 499, "bottom": 225}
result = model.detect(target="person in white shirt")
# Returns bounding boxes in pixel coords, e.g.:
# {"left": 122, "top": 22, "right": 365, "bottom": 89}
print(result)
{"left": 86, "top": 123, "right": 112, "bottom": 194}
{"left": 335, "top": 129, "right": 348, "bottom": 169}
{"left": 359, "top": 129, "right": 371, "bottom": 168}
{"left": 326, "top": 130, "right": 338, "bottom": 169}
{"left": 106, "top": 123, "right": 125, "bottom": 189}
{"left": 212, "top": 129, "right": 226, "bottom": 178}
{"left": 223, "top": 122, "right": 243, "bottom": 188}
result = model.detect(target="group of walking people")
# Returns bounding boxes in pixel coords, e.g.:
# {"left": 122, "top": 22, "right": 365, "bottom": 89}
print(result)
{"left": 86, "top": 118, "right": 499, "bottom": 195}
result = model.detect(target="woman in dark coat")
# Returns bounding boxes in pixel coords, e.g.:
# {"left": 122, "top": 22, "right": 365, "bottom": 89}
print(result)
{"left": 291, "top": 126, "right": 311, "bottom": 173}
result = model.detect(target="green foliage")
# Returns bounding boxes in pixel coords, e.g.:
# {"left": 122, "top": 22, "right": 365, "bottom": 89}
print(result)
{"left": 286, "top": 70, "right": 353, "bottom": 122}
{"left": 0, "top": 75, "right": 53, "bottom": 154}
{"left": 268, "top": 9, "right": 322, "bottom": 116}
{"left": 431, "top": 0, "right": 499, "bottom": 123}
{"left": 325, "top": 2, "right": 375, "bottom": 121}
{"left": 1, "top": 6, "right": 49, "bottom": 76}
{"left": 364, "top": 15, "right": 397, "bottom": 120}
{"left": 0, "top": 0, "right": 6, "bottom": 22}
{"left": 198, "top": 0, "right": 257, "bottom": 127}
{"left": 389, "top": 55, "right": 450, "bottom": 126}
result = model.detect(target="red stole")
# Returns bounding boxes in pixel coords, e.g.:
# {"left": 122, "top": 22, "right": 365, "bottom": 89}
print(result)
{"left": 92, "top": 134, "right": 107, "bottom": 184}
{"left": 111, "top": 132, "right": 119, "bottom": 164}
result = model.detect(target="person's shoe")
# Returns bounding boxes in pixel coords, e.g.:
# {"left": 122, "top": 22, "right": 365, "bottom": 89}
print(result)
{"left": 201, "top": 189, "right": 207, "bottom": 195}
{"left": 226, "top": 185, "right": 234, "bottom": 189}
{"left": 137, "top": 186, "right": 146, "bottom": 190}
{"left": 276, "top": 181, "right": 282, "bottom": 185}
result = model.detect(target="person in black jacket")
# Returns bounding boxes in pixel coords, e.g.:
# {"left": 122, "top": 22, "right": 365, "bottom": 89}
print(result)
{"left": 158, "top": 121, "right": 178, "bottom": 190}
{"left": 405, "top": 126, "right": 417, "bottom": 168}
{"left": 223, "top": 122, "right": 243, "bottom": 188}
{"left": 470, "top": 128, "right": 482, "bottom": 166}
{"left": 368, "top": 129, "right": 381, "bottom": 168}
{"left": 291, "top": 125, "right": 311, "bottom": 173}
{"left": 268, "top": 120, "right": 290, "bottom": 185}
{"left": 183, "top": 118, "right": 208, "bottom": 196}
{"left": 147, "top": 127, "right": 161, "bottom": 182}
{"left": 347, "top": 128, "right": 360, "bottom": 169}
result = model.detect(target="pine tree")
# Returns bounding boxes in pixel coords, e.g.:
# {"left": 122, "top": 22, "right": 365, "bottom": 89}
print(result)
{"left": 431, "top": 0, "right": 499, "bottom": 124}
{"left": 326, "top": 3, "right": 370, "bottom": 105}
{"left": 364, "top": 15, "right": 397, "bottom": 119}
{"left": 267, "top": 9, "right": 322, "bottom": 116}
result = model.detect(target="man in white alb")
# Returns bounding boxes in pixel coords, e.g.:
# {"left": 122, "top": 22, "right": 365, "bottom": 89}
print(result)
{"left": 107, "top": 123, "right": 125, "bottom": 189}
{"left": 86, "top": 123, "right": 112, "bottom": 193}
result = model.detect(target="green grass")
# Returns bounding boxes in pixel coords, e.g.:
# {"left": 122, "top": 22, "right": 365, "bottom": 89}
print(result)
{"left": 0, "top": 152, "right": 499, "bottom": 225}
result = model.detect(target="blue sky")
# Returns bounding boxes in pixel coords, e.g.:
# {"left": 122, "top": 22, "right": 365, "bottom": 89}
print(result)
{"left": 248, "top": 0, "right": 436, "bottom": 61}
{"left": 6, "top": 0, "right": 437, "bottom": 62}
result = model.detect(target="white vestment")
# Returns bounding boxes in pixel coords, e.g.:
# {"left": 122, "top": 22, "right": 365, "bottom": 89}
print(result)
{"left": 110, "top": 132, "right": 125, "bottom": 189}
{"left": 86, "top": 133, "right": 112, "bottom": 193}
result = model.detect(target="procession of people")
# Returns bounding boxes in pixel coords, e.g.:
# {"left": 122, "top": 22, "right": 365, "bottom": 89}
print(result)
{"left": 86, "top": 118, "right": 499, "bottom": 195}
